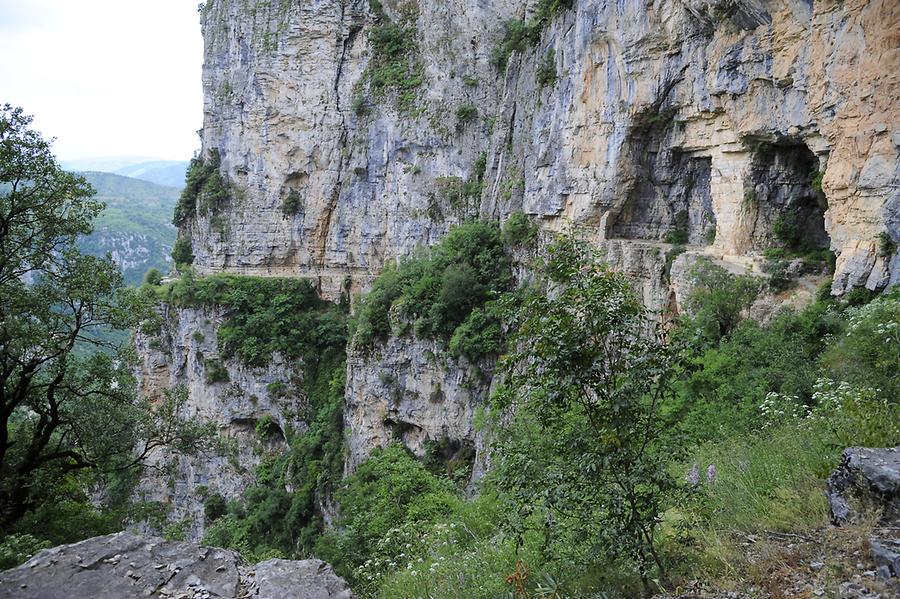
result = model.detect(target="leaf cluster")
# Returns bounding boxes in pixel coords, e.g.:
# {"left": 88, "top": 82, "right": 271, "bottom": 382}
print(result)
{"left": 172, "top": 149, "right": 229, "bottom": 227}
{"left": 352, "top": 221, "right": 513, "bottom": 361}
{"left": 490, "top": 0, "right": 573, "bottom": 70}
{"left": 494, "top": 237, "right": 681, "bottom": 591}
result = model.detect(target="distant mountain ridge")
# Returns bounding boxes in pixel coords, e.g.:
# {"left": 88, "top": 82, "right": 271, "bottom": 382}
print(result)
{"left": 76, "top": 172, "right": 180, "bottom": 285}
{"left": 62, "top": 156, "right": 190, "bottom": 189}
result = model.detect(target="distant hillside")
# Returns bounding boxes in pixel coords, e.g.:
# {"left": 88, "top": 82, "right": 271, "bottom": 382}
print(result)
{"left": 77, "top": 172, "right": 179, "bottom": 285}
{"left": 114, "top": 160, "right": 190, "bottom": 188}
{"left": 62, "top": 157, "right": 189, "bottom": 189}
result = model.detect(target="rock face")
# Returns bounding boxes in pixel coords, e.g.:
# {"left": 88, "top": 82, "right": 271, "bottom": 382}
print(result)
{"left": 135, "top": 304, "right": 306, "bottom": 540}
{"left": 187, "top": 0, "right": 900, "bottom": 297}
{"left": 344, "top": 335, "right": 492, "bottom": 472}
{"left": 145, "top": 0, "right": 900, "bottom": 534}
{"left": 827, "top": 447, "right": 900, "bottom": 580}
{"left": 0, "top": 532, "right": 354, "bottom": 599}
{"left": 827, "top": 446, "right": 900, "bottom": 525}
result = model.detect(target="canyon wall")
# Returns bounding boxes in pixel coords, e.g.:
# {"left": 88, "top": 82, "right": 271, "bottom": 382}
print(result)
{"left": 186, "top": 0, "right": 899, "bottom": 295}
{"left": 143, "top": 0, "right": 899, "bottom": 537}
{"left": 135, "top": 304, "right": 306, "bottom": 539}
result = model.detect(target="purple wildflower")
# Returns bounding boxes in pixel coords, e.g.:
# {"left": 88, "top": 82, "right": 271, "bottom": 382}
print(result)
{"left": 706, "top": 463, "right": 717, "bottom": 484}
{"left": 686, "top": 463, "right": 700, "bottom": 486}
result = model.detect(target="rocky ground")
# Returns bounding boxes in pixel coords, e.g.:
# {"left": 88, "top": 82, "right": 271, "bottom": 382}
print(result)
{"left": 663, "top": 447, "right": 900, "bottom": 599}
{"left": 0, "top": 532, "right": 354, "bottom": 599}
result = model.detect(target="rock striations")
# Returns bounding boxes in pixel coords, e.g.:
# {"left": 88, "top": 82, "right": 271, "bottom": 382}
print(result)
{"left": 187, "top": 0, "right": 899, "bottom": 296}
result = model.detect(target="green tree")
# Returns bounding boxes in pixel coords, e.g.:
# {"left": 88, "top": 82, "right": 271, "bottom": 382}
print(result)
{"left": 494, "top": 237, "right": 680, "bottom": 595}
{"left": 680, "top": 258, "right": 762, "bottom": 347}
{"left": 0, "top": 105, "right": 212, "bottom": 533}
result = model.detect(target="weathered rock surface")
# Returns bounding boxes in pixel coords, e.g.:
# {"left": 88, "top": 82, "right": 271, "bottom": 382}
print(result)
{"left": 134, "top": 305, "right": 306, "bottom": 540}
{"left": 828, "top": 447, "right": 900, "bottom": 581}
{"left": 0, "top": 532, "right": 353, "bottom": 599}
{"left": 344, "top": 335, "right": 492, "bottom": 474}
{"left": 827, "top": 447, "right": 900, "bottom": 525}
{"left": 870, "top": 537, "right": 900, "bottom": 580}
{"left": 188, "top": 0, "right": 900, "bottom": 298}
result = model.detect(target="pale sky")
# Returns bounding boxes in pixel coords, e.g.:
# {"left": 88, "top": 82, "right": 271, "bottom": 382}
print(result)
{"left": 0, "top": 0, "right": 204, "bottom": 161}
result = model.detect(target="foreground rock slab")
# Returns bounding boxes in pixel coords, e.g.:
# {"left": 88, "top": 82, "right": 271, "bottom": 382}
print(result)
{"left": 0, "top": 532, "right": 354, "bottom": 599}
{"left": 827, "top": 447, "right": 900, "bottom": 525}
{"left": 827, "top": 446, "right": 900, "bottom": 583}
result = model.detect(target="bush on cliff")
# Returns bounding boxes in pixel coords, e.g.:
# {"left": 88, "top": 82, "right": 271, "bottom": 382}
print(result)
{"left": 173, "top": 149, "right": 229, "bottom": 226}
{"left": 161, "top": 273, "right": 347, "bottom": 368}
{"left": 351, "top": 220, "right": 513, "bottom": 360}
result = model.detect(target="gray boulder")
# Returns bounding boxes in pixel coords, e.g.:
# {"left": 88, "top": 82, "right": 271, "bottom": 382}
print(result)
{"left": 827, "top": 447, "right": 900, "bottom": 525}
{"left": 0, "top": 532, "right": 354, "bottom": 599}
{"left": 827, "top": 447, "right": 900, "bottom": 581}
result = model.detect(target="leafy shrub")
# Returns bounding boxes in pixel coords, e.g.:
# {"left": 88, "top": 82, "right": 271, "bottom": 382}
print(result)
{"left": 281, "top": 190, "right": 303, "bottom": 216}
{"left": 491, "top": 19, "right": 540, "bottom": 70}
{"left": 772, "top": 212, "right": 801, "bottom": 249}
{"left": 490, "top": 0, "right": 573, "bottom": 70}
{"left": 165, "top": 274, "right": 347, "bottom": 368}
{"left": 680, "top": 258, "right": 762, "bottom": 347}
{"left": 810, "top": 169, "right": 824, "bottom": 191}
{"left": 203, "top": 492, "right": 228, "bottom": 522}
{"left": 494, "top": 237, "right": 681, "bottom": 593}
{"left": 821, "top": 286, "right": 900, "bottom": 399}
{"left": 143, "top": 267, "right": 164, "bottom": 286}
{"left": 352, "top": 94, "right": 368, "bottom": 116}
{"left": 763, "top": 257, "right": 794, "bottom": 292}
{"left": 535, "top": 48, "right": 557, "bottom": 88}
{"left": 374, "top": 492, "right": 555, "bottom": 599}
{"left": 878, "top": 231, "right": 897, "bottom": 257}
{"left": 0, "top": 534, "right": 51, "bottom": 569}
{"left": 433, "top": 176, "right": 468, "bottom": 211}
{"left": 448, "top": 301, "right": 504, "bottom": 360}
{"left": 315, "top": 445, "right": 461, "bottom": 591}
{"left": 352, "top": 221, "right": 513, "bottom": 359}
{"left": 203, "top": 358, "right": 230, "bottom": 384}
{"left": 501, "top": 211, "right": 538, "bottom": 247}
{"left": 173, "top": 150, "right": 229, "bottom": 226}
{"left": 664, "top": 210, "right": 689, "bottom": 244}
{"left": 367, "top": 1, "right": 423, "bottom": 110}
{"left": 455, "top": 103, "right": 477, "bottom": 126}
{"left": 171, "top": 234, "right": 194, "bottom": 265}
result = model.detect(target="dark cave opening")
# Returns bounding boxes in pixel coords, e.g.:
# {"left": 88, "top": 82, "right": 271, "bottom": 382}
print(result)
{"left": 611, "top": 121, "right": 716, "bottom": 245}
{"left": 743, "top": 139, "right": 829, "bottom": 253}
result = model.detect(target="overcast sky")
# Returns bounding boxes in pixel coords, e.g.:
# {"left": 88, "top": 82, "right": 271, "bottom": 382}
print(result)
{"left": 0, "top": 0, "right": 203, "bottom": 161}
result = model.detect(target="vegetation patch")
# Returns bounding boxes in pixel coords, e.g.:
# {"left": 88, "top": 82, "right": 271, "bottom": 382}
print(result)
{"left": 501, "top": 211, "right": 538, "bottom": 247}
{"left": 429, "top": 154, "right": 488, "bottom": 220}
{"left": 664, "top": 209, "right": 689, "bottom": 244}
{"left": 153, "top": 272, "right": 347, "bottom": 368}
{"left": 335, "top": 243, "right": 899, "bottom": 598}
{"left": 173, "top": 150, "right": 230, "bottom": 227}
{"left": 366, "top": 1, "right": 424, "bottom": 111}
{"left": 490, "top": 0, "right": 573, "bottom": 70}
{"left": 171, "top": 233, "right": 194, "bottom": 266}
{"left": 535, "top": 48, "right": 557, "bottom": 88}
{"left": 455, "top": 103, "right": 477, "bottom": 127}
{"left": 351, "top": 221, "right": 513, "bottom": 361}
{"left": 281, "top": 190, "right": 304, "bottom": 216}
{"left": 878, "top": 231, "right": 897, "bottom": 257}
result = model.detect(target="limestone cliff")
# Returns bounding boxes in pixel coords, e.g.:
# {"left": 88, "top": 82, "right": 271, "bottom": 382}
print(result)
{"left": 186, "top": 0, "right": 898, "bottom": 296}
{"left": 144, "top": 0, "right": 900, "bottom": 535}
{"left": 135, "top": 304, "right": 306, "bottom": 539}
